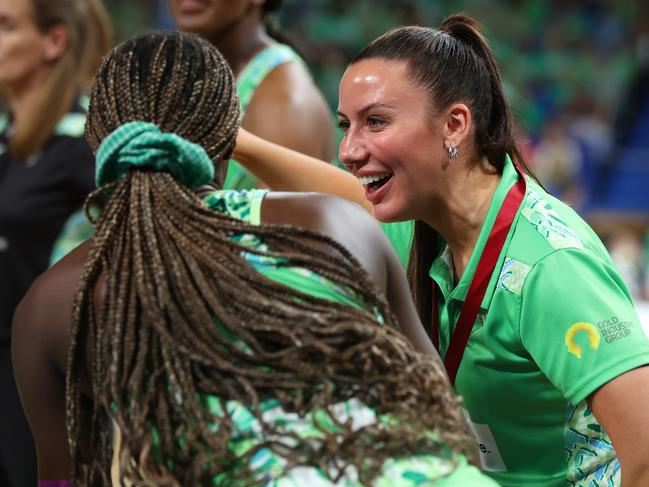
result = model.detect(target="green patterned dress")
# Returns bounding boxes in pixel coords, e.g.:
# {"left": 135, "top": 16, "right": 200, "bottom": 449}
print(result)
{"left": 162, "top": 189, "right": 496, "bottom": 486}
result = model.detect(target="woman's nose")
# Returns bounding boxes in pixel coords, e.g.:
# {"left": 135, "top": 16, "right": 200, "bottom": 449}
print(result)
{"left": 338, "top": 134, "right": 368, "bottom": 171}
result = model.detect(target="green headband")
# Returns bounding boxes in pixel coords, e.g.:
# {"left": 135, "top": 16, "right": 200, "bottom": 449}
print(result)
{"left": 95, "top": 121, "right": 214, "bottom": 189}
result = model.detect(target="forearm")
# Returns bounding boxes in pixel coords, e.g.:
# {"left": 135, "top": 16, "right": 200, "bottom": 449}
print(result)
{"left": 589, "top": 366, "right": 649, "bottom": 487}
{"left": 234, "top": 129, "right": 372, "bottom": 213}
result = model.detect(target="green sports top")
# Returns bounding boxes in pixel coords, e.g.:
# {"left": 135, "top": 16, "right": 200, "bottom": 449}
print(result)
{"left": 430, "top": 155, "right": 649, "bottom": 486}
{"left": 187, "top": 189, "right": 498, "bottom": 486}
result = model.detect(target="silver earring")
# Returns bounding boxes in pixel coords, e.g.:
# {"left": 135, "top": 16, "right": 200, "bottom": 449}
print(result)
{"left": 448, "top": 145, "right": 459, "bottom": 159}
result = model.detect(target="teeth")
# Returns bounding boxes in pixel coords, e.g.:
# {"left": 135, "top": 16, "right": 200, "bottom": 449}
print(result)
{"left": 358, "top": 174, "right": 390, "bottom": 185}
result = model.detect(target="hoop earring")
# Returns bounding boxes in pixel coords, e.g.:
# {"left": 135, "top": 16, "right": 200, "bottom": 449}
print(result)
{"left": 448, "top": 145, "right": 459, "bottom": 159}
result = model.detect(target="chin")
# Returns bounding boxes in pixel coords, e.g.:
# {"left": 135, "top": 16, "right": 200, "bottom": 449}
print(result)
{"left": 372, "top": 204, "right": 410, "bottom": 224}
{"left": 175, "top": 19, "right": 211, "bottom": 36}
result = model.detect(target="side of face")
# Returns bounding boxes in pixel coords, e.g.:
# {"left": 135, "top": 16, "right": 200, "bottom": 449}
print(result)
{"left": 168, "top": 0, "right": 254, "bottom": 39}
{"left": 337, "top": 58, "right": 445, "bottom": 223}
{"left": 0, "top": 0, "right": 57, "bottom": 89}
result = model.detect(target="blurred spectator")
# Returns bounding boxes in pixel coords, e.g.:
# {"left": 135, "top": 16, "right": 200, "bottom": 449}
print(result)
{"left": 167, "top": 0, "right": 336, "bottom": 189}
{"left": 607, "top": 231, "right": 644, "bottom": 299}
{"left": 531, "top": 113, "right": 585, "bottom": 207}
{"left": 0, "top": 0, "right": 111, "bottom": 485}
{"left": 640, "top": 232, "right": 649, "bottom": 300}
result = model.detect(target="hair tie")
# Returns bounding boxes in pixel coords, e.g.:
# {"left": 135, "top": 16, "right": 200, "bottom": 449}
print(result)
{"left": 95, "top": 121, "right": 214, "bottom": 189}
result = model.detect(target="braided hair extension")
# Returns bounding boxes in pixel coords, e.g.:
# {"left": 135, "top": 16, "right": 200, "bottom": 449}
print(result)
{"left": 66, "top": 31, "right": 473, "bottom": 485}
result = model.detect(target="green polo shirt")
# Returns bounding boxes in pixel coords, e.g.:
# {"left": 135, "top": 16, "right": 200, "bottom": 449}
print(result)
{"left": 430, "top": 156, "right": 649, "bottom": 486}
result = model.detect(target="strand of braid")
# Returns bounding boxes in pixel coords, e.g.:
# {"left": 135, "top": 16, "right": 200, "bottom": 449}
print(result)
{"left": 65, "top": 31, "right": 473, "bottom": 486}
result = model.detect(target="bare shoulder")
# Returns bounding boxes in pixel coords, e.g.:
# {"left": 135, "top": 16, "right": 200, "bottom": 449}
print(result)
{"left": 242, "top": 58, "right": 336, "bottom": 161}
{"left": 261, "top": 192, "right": 389, "bottom": 288}
{"left": 12, "top": 240, "right": 91, "bottom": 373}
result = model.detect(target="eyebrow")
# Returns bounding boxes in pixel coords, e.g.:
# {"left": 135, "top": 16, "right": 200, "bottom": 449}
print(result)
{"left": 336, "top": 102, "right": 396, "bottom": 118}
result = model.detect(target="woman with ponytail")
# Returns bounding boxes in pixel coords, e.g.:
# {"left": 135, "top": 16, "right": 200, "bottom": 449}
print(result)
{"left": 11, "top": 31, "right": 497, "bottom": 486}
{"left": 231, "top": 13, "right": 649, "bottom": 487}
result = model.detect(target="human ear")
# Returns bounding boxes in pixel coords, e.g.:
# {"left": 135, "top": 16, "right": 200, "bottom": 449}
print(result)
{"left": 443, "top": 103, "right": 471, "bottom": 153}
{"left": 43, "top": 24, "right": 68, "bottom": 62}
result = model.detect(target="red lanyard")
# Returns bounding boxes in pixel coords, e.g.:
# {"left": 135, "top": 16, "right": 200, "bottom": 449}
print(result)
{"left": 431, "top": 166, "right": 527, "bottom": 385}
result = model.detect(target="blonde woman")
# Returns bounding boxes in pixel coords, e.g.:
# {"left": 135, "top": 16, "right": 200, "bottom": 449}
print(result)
{"left": 0, "top": 0, "right": 111, "bottom": 484}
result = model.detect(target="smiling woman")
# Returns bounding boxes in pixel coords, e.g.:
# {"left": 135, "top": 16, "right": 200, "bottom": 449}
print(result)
{"left": 231, "top": 14, "right": 649, "bottom": 487}
{"left": 336, "top": 58, "right": 451, "bottom": 222}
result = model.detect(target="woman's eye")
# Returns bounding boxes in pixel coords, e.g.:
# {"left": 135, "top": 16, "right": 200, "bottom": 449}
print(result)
{"left": 337, "top": 120, "right": 350, "bottom": 132}
{"left": 367, "top": 117, "right": 385, "bottom": 129}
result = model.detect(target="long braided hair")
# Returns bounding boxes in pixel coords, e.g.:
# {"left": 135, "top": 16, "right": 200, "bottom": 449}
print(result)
{"left": 66, "top": 31, "right": 472, "bottom": 486}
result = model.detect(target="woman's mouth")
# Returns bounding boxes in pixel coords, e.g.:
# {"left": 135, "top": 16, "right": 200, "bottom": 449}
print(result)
{"left": 176, "top": 0, "right": 208, "bottom": 14}
{"left": 358, "top": 173, "right": 392, "bottom": 193}
{"left": 357, "top": 172, "right": 394, "bottom": 205}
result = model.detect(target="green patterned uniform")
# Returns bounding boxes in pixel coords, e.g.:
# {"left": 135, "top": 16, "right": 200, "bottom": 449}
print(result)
{"left": 171, "top": 189, "right": 497, "bottom": 486}
{"left": 430, "top": 156, "right": 649, "bottom": 486}
{"left": 224, "top": 44, "right": 304, "bottom": 190}
{"left": 49, "top": 206, "right": 96, "bottom": 265}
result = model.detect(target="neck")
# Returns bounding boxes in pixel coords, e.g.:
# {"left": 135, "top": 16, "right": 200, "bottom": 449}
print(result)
{"left": 207, "top": 12, "right": 273, "bottom": 77}
{"left": 423, "top": 157, "right": 501, "bottom": 282}
{"left": 3, "top": 68, "right": 50, "bottom": 130}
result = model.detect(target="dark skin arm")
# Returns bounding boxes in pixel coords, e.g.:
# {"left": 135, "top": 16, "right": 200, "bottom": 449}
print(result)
{"left": 588, "top": 365, "right": 649, "bottom": 486}
{"left": 233, "top": 129, "right": 370, "bottom": 212}
{"left": 11, "top": 242, "right": 91, "bottom": 480}
{"left": 242, "top": 60, "right": 337, "bottom": 182}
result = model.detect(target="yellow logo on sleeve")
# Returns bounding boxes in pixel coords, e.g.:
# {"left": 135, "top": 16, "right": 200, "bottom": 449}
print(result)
{"left": 565, "top": 322, "right": 601, "bottom": 358}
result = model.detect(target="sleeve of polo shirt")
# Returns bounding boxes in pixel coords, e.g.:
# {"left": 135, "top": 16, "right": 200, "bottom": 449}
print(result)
{"left": 519, "top": 247, "right": 649, "bottom": 405}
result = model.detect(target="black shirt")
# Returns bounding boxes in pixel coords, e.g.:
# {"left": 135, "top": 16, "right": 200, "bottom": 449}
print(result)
{"left": 0, "top": 106, "right": 95, "bottom": 343}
